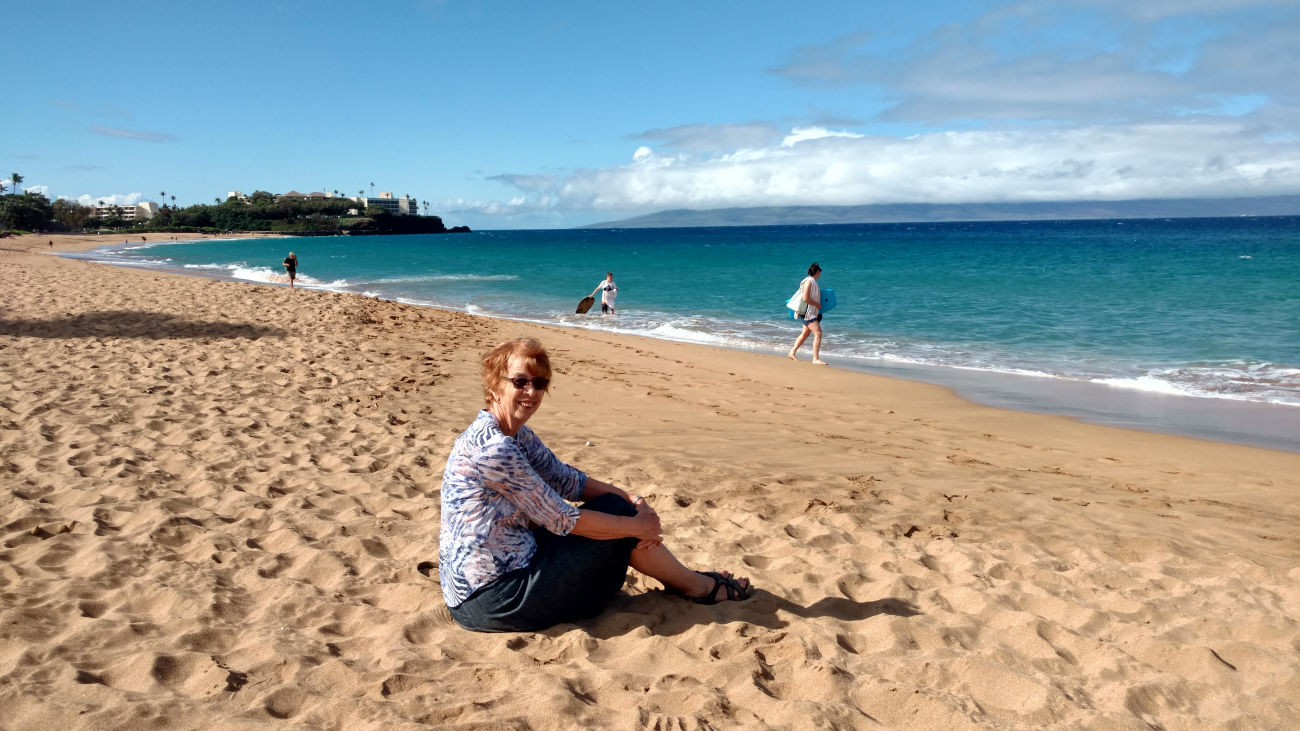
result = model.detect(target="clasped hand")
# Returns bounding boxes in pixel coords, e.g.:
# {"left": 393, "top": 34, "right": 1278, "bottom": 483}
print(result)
{"left": 631, "top": 495, "right": 662, "bottom": 549}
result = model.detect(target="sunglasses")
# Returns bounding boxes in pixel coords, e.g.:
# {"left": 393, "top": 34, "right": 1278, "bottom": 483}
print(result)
{"left": 504, "top": 376, "right": 550, "bottom": 391}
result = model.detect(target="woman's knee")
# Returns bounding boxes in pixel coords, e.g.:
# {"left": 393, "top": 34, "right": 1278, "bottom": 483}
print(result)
{"left": 583, "top": 492, "right": 636, "bottom": 517}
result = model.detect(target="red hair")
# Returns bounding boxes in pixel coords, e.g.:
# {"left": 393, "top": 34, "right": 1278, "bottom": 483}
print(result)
{"left": 481, "top": 338, "right": 552, "bottom": 406}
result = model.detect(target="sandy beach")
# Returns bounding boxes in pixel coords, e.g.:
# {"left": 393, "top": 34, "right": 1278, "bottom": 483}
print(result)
{"left": 2, "top": 233, "right": 1298, "bottom": 729}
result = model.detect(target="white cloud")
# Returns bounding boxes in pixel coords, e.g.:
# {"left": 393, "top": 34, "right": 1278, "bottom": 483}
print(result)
{"left": 68, "top": 192, "right": 144, "bottom": 206}
{"left": 462, "top": 1, "right": 1300, "bottom": 225}
{"left": 477, "top": 121, "right": 1299, "bottom": 217}
{"left": 781, "top": 127, "right": 864, "bottom": 147}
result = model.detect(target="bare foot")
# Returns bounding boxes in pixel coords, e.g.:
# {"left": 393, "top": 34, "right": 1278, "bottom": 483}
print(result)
{"left": 812, "top": 359, "right": 827, "bottom": 365}
{"left": 787, "top": 352, "right": 798, "bottom": 361}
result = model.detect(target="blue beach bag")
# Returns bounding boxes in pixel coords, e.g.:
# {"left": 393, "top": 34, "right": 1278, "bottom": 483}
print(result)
{"left": 787, "top": 287, "right": 836, "bottom": 319}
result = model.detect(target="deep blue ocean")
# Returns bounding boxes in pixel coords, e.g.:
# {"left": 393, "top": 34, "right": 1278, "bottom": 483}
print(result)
{"left": 78, "top": 217, "right": 1300, "bottom": 451}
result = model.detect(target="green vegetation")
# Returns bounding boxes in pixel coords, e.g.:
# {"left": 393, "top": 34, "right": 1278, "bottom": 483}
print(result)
{"left": 0, "top": 181, "right": 469, "bottom": 236}
{"left": 0, "top": 191, "right": 54, "bottom": 231}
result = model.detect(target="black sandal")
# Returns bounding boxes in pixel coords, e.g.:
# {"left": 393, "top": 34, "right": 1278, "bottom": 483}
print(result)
{"left": 678, "top": 570, "right": 752, "bottom": 605}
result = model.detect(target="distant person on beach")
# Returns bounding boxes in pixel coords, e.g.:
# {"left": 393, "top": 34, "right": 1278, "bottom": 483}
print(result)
{"left": 787, "top": 262, "right": 826, "bottom": 365}
{"left": 282, "top": 252, "right": 298, "bottom": 288}
{"left": 437, "top": 337, "right": 752, "bottom": 632}
{"left": 590, "top": 272, "right": 617, "bottom": 314}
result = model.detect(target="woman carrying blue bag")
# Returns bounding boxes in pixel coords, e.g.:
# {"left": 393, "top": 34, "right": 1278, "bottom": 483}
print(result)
{"left": 787, "top": 262, "right": 827, "bottom": 365}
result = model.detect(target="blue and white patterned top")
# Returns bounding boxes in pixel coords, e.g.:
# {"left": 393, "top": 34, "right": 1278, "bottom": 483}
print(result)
{"left": 438, "top": 410, "right": 587, "bottom": 607}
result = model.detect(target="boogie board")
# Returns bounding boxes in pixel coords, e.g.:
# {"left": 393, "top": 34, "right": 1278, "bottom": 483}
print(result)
{"left": 788, "top": 287, "right": 836, "bottom": 319}
{"left": 576, "top": 295, "right": 596, "bottom": 314}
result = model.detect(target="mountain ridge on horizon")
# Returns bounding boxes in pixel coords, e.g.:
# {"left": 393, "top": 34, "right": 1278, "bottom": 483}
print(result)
{"left": 578, "top": 195, "right": 1300, "bottom": 229}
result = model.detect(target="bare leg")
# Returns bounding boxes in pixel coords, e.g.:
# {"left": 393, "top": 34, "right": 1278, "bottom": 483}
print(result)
{"left": 810, "top": 322, "right": 825, "bottom": 364}
{"left": 630, "top": 543, "right": 749, "bottom": 602}
{"left": 787, "top": 323, "right": 811, "bottom": 360}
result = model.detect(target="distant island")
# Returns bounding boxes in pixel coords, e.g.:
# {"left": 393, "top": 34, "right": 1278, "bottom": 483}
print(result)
{"left": 580, "top": 195, "right": 1300, "bottom": 229}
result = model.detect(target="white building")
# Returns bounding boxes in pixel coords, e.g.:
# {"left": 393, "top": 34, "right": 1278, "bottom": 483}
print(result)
{"left": 90, "top": 202, "right": 158, "bottom": 220}
{"left": 352, "top": 191, "right": 418, "bottom": 215}
{"left": 224, "top": 188, "right": 419, "bottom": 215}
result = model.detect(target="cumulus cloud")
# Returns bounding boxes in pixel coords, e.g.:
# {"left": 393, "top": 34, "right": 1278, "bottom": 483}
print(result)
{"left": 67, "top": 193, "right": 144, "bottom": 206}
{"left": 460, "top": 121, "right": 1298, "bottom": 218}
{"left": 459, "top": 1, "right": 1300, "bottom": 223}
{"left": 90, "top": 125, "right": 179, "bottom": 142}
{"left": 2, "top": 180, "right": 48, "bottom": 197}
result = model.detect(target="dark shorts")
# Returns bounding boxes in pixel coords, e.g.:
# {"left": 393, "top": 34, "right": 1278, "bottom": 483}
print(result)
{"left": 286, "top": 268, "right": 296, "bottom": 278}
{"left": 803, "top": 313, "right": 822, "bottom": 324}
{"left": 448, "top": 493, "right": 638, "bottom": 632}
{"left": 601, "top": 303, "right": 614, "bottom": 314}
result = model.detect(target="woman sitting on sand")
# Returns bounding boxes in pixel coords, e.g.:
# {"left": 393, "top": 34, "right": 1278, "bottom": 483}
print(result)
{"left": 438, "top": 337, "right": 752, "bottom": 632}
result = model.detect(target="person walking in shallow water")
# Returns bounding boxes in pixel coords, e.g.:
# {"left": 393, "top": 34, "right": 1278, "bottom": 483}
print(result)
{"left": 787, "top": 262, "right": 826, "bottom": 365}
{"left": 590, "top": 272, "right": 617, "bottom": 314}
{"left": 283, "top": 252, "right": 298, "bottom": 289}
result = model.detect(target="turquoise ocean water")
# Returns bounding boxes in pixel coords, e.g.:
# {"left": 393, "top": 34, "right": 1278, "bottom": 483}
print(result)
{"left": 77, "top": 217, "right": 1300, "bottom": 451}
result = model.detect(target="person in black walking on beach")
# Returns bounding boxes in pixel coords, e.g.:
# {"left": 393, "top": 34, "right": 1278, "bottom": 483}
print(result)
{"left": 283, "top": 252, "right": 298, "bottom": 289}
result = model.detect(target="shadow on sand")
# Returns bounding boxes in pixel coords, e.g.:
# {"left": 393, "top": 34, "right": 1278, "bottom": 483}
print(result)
{"left": 0, "top": 310, "right": 286, "bottom": 340}
{"left": 583, "top": 590, "right": 923, "bottom": 639}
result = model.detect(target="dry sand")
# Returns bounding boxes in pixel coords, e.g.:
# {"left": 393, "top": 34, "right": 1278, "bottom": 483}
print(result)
{"left": 2, "top": 233, "right": 1298, "bottom": 729}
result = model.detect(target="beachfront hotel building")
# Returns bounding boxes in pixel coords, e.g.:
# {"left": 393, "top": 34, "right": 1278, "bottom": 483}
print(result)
{"left": 89, "top": 201, "right": 158, "bottom": 220}
{"left": 353, "top": 192, "right": 418, "bottom": 215}
{"left": 223, "top": 189, "right": 419, "bottom": 215}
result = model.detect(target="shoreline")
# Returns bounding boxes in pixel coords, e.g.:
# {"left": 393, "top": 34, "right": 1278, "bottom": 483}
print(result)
{"left": 59, "top": 233, "right": 1300, "bottom": 454}
{"left": 4, "top": 231, "right": 1299, "bottom": 728}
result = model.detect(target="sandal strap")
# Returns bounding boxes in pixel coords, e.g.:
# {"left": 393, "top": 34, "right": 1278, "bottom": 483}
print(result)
{"left": 689, "top": 571, "right": 751, "bottom": 604}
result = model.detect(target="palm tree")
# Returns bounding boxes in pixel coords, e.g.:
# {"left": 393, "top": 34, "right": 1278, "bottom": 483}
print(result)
{"left": 170, "top": 194, "right": 176, "bottom": 208}
{"left": 369, "top": 181, "right": 375, "bottom": 197}
{"left": 358, "top": 188, "right": 365, "bottom": 198}
{"left": 159, "top": 191, "right": 166, "bottom": 210}
{"left": 10, "top": 172, "right": 22, "bottom": 195}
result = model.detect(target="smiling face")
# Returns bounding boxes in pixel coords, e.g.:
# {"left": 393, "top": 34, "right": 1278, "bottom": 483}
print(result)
{"left": 489, "top": 353, "right": 548, "bottom": 436}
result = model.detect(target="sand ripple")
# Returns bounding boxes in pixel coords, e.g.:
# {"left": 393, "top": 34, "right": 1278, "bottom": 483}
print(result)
{"left": 2, "top": 238, "right": 1298, "bottom": 728}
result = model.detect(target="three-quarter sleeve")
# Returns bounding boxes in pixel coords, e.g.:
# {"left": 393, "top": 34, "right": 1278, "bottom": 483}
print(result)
{"left": 514, "top": 426, "right": 587, "bottom": 501}
{"left": 475, "top": 438, "right": 581, "bottom": 535}
{"left": 438, "top": 410, "right": 588, "bottom": 607}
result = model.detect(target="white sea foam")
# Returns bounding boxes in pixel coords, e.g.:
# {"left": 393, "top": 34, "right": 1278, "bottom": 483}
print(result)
{"left": 642, "top": 323, "right": 758, "bottom": 348}
{"left": 375, "top": 274, "right": 520, "bottom": 283}
{"left": 1093, "top": 375, "right": 1193, "bottom": 397}
{"left": 1093, "top": 364, "right": 1300, "bottom": 406}
{"left": 227, "top": 266, "right": 284, "bottom": 284}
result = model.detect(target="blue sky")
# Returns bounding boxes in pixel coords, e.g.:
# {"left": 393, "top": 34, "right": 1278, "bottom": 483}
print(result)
{"left": 5, "top": 0, "right": 1299, "bottom": 229}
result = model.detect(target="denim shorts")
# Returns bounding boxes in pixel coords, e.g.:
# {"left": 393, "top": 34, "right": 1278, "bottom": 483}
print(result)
{"left": 448, "top": 493, "right": 638, "bottom": 632}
